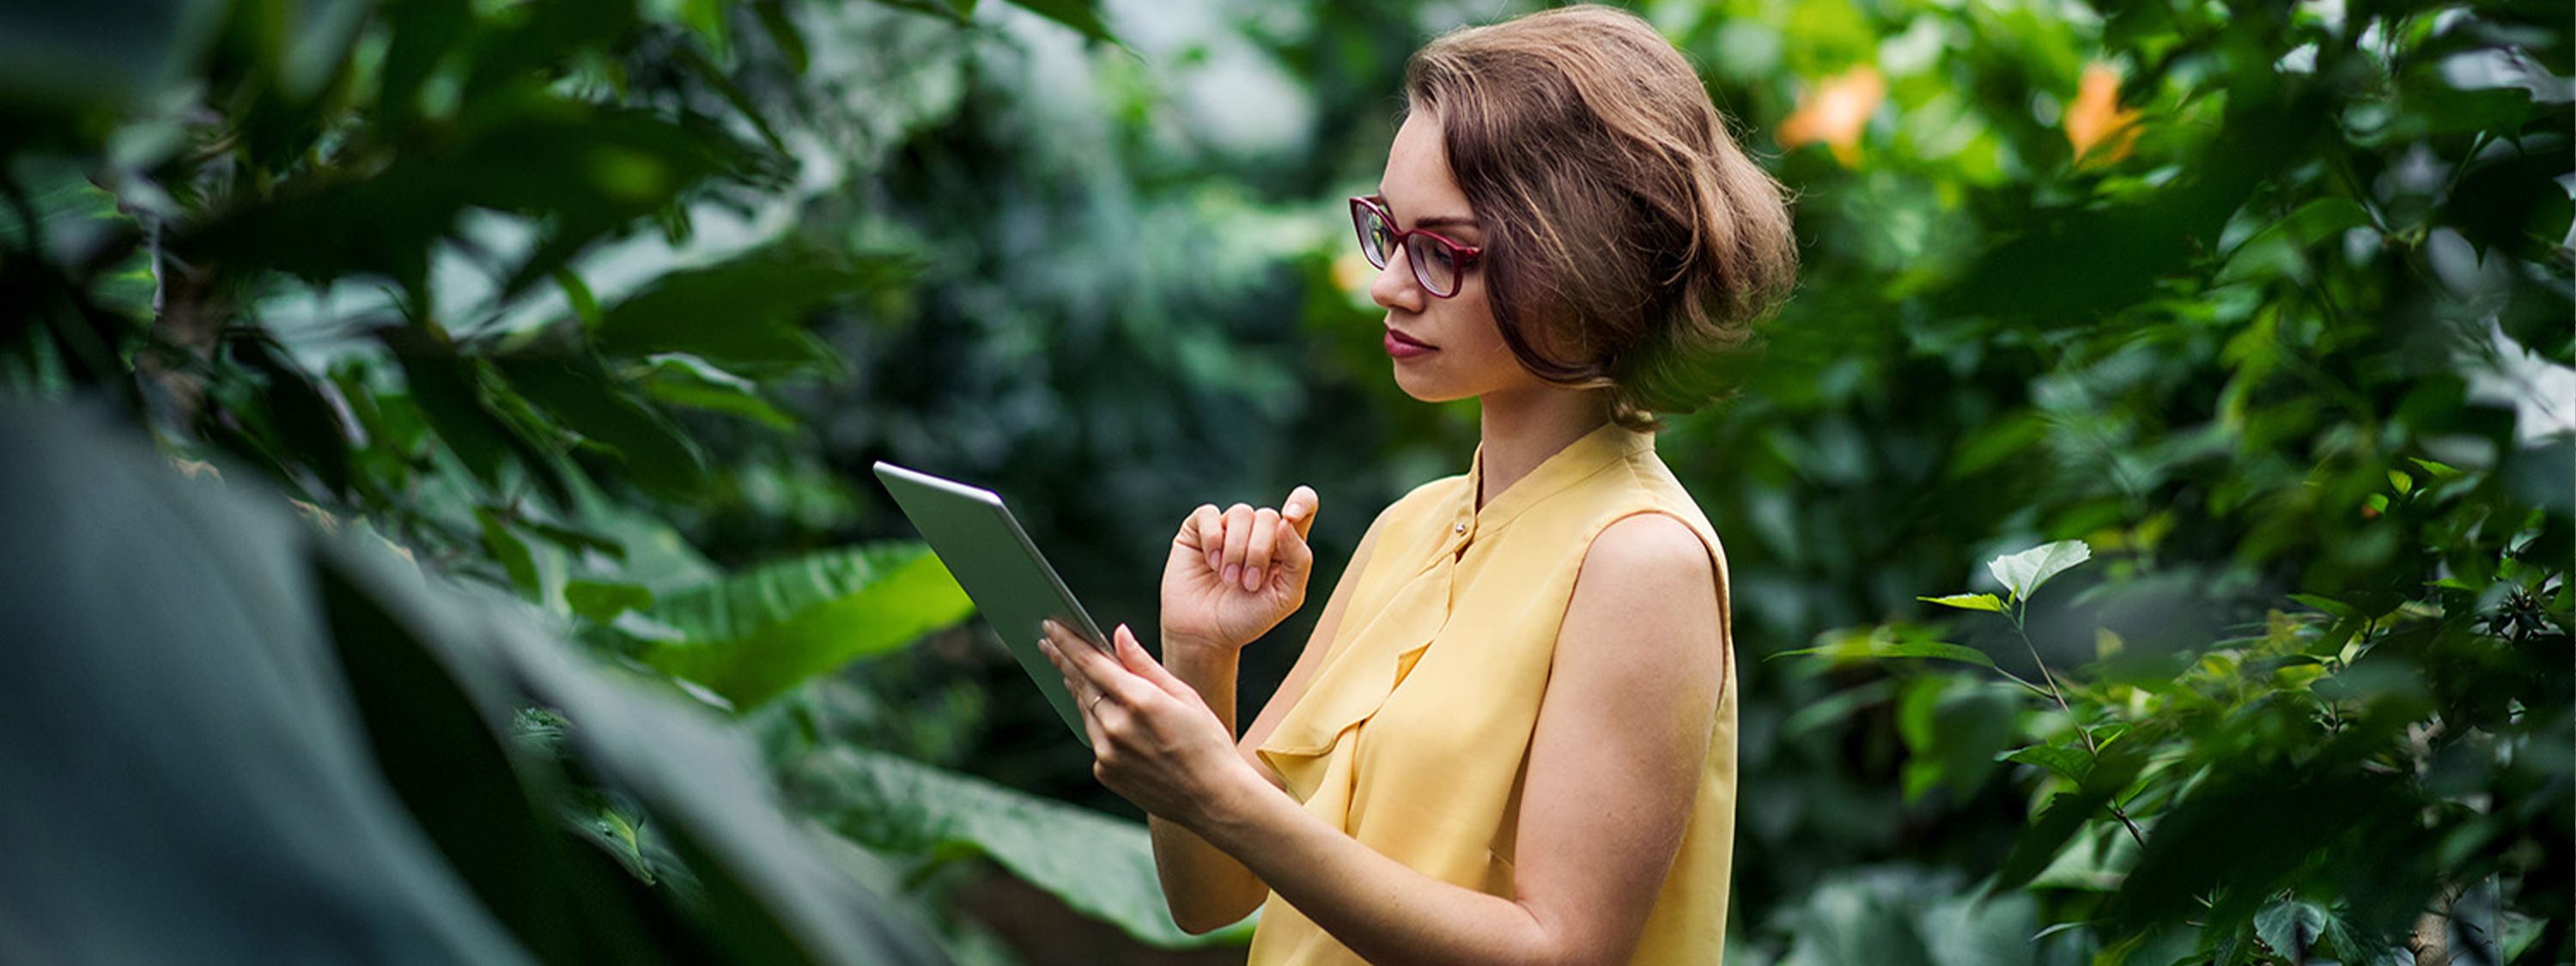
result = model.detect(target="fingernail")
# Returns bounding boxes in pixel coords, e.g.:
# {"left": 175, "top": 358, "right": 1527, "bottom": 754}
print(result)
{"left": 1244, "top": 567, "right": 1263, "bottom": 590}
{"left": 1208, "top": 549, "right": 1220, "bottom": 570}
{"left": 1224, "top": 564, "right": 1240, "bottom": 585}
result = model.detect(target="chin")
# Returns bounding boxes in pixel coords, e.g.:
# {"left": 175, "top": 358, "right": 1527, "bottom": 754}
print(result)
{"left": 1390, "top": 365, "right": 1481, "bottom": 404}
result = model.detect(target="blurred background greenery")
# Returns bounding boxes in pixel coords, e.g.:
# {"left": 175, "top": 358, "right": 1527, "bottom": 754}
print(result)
{"left": 2, "top": 0, "right": 2567, "bottom": 963}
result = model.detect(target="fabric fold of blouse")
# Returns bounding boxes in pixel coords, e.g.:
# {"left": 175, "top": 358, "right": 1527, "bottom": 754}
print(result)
{"left": 1245, "top": 421, "right": 1740, "bottom": 965}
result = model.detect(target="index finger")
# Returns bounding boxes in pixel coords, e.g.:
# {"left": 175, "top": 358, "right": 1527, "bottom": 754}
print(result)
{"left": 1041, "top": 619, "right": 1145, "bottom": 707}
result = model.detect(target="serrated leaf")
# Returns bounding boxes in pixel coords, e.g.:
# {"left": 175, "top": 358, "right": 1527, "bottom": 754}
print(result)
{"left": 638, "top": 543, "right": 975, "bottom": 708}
{"left": 2254, "top": 900, "right": 2324, "bottom": 960}
{"left": 1997, "top": 743, "right": 2095, "bottom": 781}
{"left": 1919, "top": 592, "right": 2007, "bottom": 613}
{"left": 1987, "top": 539, "right": 2092, "bottom": 602}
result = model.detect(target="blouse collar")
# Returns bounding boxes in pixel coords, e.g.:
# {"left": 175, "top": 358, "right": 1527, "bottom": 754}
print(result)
{"left": 1445, "top": 420, "right": 1656, "bottom": 550}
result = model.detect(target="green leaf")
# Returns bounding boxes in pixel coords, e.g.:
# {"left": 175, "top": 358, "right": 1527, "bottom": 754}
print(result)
{"left": 995, "top": 0, "right": 1120, "bottom": 46}
{"left": 1995, "top": 791, "right": 2102, "bottom": 891}
{"left": 552, "top": 267, "right": 602, "bottom": 329}
{"left": 635, "top": 354, "right": 796, "bottom": 429}
{"left": 2026, "top": 821, "right": 2138, "bottom": 892}
{"left": 565, "top": 580, "right": 653, "bottom": 623}
{"left": 497, "top": 355, "right": 707, "bottom": 501}
{"left": 2214, "top": 197, "right": 2373, "bottom": 285}
{"left": 1997, "top": 743, "right": 2094, "bottom": 782}
{"left": 2254, "top": 900, "right": 2325, "bottom": 961}
{"left": 0, "top": 400, "right": 946, "bottom": 964}
{"left": 2287, "top": 592, "right": 2354, "bottom": 617}
{"left": 1776, "top": 625, "right": 1996, "bottom": 669}
{"left": 0, "top": 401, "right": 544, "bottom": 963}
{"left": 1986, "top": 539, "right": 2092, "bottom": 603}
{"left": 2407, "top": 457, "right": 2462, "bottom": 479}
{"left": 787, "top": 745, "right": 1254, "bottom": 949}
{"left": 750, "top": 0, "right": 808, "bottom": 74}
{"left": 1918, "top": 592, "right": 2007, "bottom": 613}
{"left": 591, "top": 250, "right": 912, "bottom": 370}
{"left": 637, "top": 543, "right": 975, "bottom": 708}
{"left": 477, "top": 507, "right": 543, "bottom": 598}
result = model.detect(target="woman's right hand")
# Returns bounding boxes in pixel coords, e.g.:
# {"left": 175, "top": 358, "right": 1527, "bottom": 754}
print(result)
{"left": 1160, "top": 487, "right": 1319, "bottom": 652}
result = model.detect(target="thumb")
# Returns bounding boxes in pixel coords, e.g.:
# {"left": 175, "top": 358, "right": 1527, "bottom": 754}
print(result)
{"left": 1114, "top": 624, "right": 1191, "bottom": 697}
{"left": 1282, "top": 485, "right": 1319, "bottom": 540}
{"left": 1275, "top": 514, "right": 1312, "bottom": 575}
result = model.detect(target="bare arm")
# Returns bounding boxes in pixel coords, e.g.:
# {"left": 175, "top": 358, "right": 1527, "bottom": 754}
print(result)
{"left": 1188, "top": 512, "right": 1727, "bottom": 965}
{"left": 1153, "top": 507, "right": 1392, "bottom": 934}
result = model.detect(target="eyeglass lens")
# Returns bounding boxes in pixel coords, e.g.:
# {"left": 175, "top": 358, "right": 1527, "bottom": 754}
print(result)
{"left": 1352, "top": 201, "right": 1460, "bottom": 296}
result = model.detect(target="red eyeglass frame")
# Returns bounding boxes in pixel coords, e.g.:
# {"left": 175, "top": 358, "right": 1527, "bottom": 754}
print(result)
{"left": 1349, "top": 195, "right": 1484, "bottom": 298}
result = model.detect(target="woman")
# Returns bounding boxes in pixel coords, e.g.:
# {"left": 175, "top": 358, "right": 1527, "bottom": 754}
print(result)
{"left": 1036, "top": 5, "right": 1798, "bottom": 963}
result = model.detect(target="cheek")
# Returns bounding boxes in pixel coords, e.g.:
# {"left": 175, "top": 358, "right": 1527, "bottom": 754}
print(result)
{"left": 1450, "top": 293, "right": 1522, "bottom": 374}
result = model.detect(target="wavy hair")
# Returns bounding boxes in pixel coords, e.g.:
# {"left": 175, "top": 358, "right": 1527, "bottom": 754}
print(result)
{"left": 1404, "top": 3, "right": 1801, "bottom": 431}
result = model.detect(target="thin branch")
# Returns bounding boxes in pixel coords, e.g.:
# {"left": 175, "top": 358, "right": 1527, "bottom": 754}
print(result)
{"left": 2012, "top": 605, "right": 2148, "bottom": 850}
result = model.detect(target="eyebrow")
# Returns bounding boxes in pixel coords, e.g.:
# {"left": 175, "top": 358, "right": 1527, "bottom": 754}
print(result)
{"left": 1373, "top": 192, "right": 1481, "bottom": 231}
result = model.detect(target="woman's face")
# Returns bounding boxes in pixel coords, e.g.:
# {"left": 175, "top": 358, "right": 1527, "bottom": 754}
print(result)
{"left": 1370, "top": 107, "right": 1545, "bottom": 404}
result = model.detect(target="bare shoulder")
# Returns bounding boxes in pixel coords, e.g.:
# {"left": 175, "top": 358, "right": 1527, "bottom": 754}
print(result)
{"left": 1560, "top": 510, "right": 1726, "bottom": 672}
{"left": 1578, "top": 511, "right": 1718, "bottom": 603}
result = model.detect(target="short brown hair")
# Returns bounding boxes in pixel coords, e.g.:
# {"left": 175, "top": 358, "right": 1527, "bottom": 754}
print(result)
{"left": 1404, "top": 3, "right": 1801, "bottom": 431}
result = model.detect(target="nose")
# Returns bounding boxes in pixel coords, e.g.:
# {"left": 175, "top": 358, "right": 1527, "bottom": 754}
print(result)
{"left": 1368, "top": 248, "right": 1425, "bottom": 313}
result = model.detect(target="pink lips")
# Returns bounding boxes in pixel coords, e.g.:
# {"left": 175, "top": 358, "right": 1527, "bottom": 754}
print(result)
{"left": 1385, "top": 326, "right": 1437, "bottom": 359}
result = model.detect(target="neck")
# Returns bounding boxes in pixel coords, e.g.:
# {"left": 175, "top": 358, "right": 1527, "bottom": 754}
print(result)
{"left": 1475, "top": 386, "right": 1618, "bottom": 511}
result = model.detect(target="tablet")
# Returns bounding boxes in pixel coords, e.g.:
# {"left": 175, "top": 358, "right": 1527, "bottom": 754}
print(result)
{"left": 872, "top": 460, "right": 1109, "bottom": 744}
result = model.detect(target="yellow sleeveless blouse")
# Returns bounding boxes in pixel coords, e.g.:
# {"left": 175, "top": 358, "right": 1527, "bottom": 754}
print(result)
{"left": 1246, "top": 420, "right": 1739, "bottom": 964}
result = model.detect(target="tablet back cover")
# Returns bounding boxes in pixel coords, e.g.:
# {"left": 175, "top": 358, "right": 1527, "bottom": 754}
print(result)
{"left": 872, "top": 461, "right": 1104, "bottom": 743}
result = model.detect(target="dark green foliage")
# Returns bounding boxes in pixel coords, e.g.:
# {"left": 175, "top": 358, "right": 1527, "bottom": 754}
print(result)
{"left": 0, "top": 399, "right": 946, "bottom": 964}
{"left": 3, "top": 0, "right": 2567, "bottom": 960}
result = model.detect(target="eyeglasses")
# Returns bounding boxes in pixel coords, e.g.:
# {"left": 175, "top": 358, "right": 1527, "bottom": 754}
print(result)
{"left": 1349, "top": 195, "right": 1483, "bottom": 298}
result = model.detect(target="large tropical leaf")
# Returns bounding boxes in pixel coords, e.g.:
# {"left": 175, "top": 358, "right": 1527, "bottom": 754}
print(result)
{"left": 783, "top": 745, "right": 1259, "bottom": 950}
{"left": 0, "top": 399, "right": 535, "bottom": 965}
{"left": 0, "top": 398, "right": 949, "bottom": 966}
{"left": 639, "top": 543, "right": 975, "bottom": 708}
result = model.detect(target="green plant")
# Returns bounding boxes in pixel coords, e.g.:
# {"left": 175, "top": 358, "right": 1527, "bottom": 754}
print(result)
{"left": 1795, "top": 529, "right": 2568, "bottom": 964}
{"left": 1, "top": 0, "right": 1255, "bottom": 957}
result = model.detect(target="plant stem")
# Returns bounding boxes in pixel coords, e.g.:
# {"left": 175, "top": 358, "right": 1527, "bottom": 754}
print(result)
{"left": 2012, "top": 609, "right": 2094, "bottom": 754}
{"left": 2012, "top": 606, "right": 2149, "bottom": 850}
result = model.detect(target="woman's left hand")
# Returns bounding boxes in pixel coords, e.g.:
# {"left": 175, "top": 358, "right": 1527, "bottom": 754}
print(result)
{"left": 1036, "top": 619, "right": 1261, "bottom": 831}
